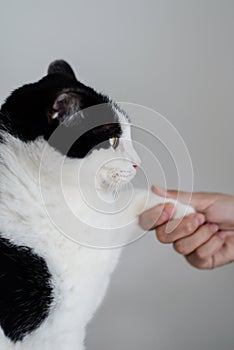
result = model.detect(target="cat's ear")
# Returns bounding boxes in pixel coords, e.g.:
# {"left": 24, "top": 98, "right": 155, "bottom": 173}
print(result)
{"left": 47, "top": 60, "right": 83, "bottom": 124}
{"left": 48, "top": 91, "right": 82, "bottom": 124}
{"left": 47, "top": 60, "right": 77, "bottom": 81}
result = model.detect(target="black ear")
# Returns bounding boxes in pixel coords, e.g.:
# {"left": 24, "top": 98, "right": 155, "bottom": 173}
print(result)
{"left": 48, "top": 91, "right": 82, "bottom": 124}
{"left": 47, "top": 60, "right": 77, "bottom": 81}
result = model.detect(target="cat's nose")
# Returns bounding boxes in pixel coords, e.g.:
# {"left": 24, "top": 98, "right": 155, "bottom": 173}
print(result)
{"left": 133, "top": 164, "right": 138, "bottom": 169}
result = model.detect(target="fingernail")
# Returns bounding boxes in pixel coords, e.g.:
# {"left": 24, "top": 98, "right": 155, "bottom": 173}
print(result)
{"left": 162, "top": 204, "right": 175, "bottom": 219}
{"left": 152, "top": 185, "right": 167, "bottom": 197}
{"left": 195, "top": 214, "right": 205, "bottom": 226}
{"left": 162, "top": 209, "right": 170, "bottom": 220}
{"left": 210, "top": 224, "right": 219, "bottom": 233}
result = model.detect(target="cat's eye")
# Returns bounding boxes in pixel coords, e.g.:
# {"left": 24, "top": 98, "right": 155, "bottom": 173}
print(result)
{"left": 109, "top": 137, "right": 119, "bottom": 149}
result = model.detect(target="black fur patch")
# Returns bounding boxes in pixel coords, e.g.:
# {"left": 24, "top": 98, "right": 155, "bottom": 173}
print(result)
{"left": 0, "top": 60, "right": 123, "bottom": 158}
{"left": 0, "top": 236, "right": 53, "bottom": 342}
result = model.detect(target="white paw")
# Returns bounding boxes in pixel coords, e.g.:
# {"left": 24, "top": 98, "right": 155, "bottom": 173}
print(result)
{"left": 172, "top": 201, "right": 195, "bottom": 219}
{"left": 145, "top": 193, "right": 195, "bottom": 219}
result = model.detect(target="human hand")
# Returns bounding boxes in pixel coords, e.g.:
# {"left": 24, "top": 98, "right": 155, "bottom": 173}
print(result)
{"left": 139, "top": 186, "right": 234, "bottom": 269}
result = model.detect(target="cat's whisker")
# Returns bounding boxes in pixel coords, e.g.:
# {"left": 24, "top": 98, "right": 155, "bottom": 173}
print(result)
{"left": 108, "top": 179, "right": 117, "bottom": 196}
{"left": 115, "top": 178, "right": 122, "bottom": 198}
{"left": 109, "top": 180, "right": 115, "bottom": 192}
{"left": 114, "top": 181, "right": 120, "bottom": 198}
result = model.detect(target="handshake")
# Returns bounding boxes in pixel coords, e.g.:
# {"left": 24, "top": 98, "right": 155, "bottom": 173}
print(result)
{"left": 139, "top": 186, "right": 234, "bottom": 270}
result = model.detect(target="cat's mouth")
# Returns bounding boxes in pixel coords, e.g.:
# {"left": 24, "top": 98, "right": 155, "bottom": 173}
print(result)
{"left": 94, "top": 155, "right": 140, "bottom": 194}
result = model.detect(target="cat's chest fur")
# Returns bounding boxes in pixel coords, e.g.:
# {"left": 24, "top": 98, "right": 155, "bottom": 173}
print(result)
{"left": 0, "top": 136, "right": 122, "bottom": 350}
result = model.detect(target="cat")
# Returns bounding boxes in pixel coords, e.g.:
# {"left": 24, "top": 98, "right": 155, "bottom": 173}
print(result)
{"left": 0, "top": 60, "right": 194, "bottom": 350}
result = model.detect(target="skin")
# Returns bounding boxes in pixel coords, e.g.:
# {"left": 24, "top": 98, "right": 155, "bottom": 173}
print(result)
{"left": 139, "top": 186, "right": 234, "bottom": 269}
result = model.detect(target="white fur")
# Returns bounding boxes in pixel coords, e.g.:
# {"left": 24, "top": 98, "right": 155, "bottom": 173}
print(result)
{"left": 0, "top": 112, "right": 194, "bottom": 349}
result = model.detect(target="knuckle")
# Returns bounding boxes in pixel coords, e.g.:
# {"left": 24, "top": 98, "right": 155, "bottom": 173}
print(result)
{"left": 195, "top": 248, "right": 205, "bottom": 260}
{"left": 196, "top": 263, "right": 211, "bottom": 270}
{"left": 174, "top": 240, "right": 186, "bottom": 254}
{"left": 156, "top": 228, "right": 167, "bottom": 243}
{"left": 184, "top": 220, "right": 195, "bottom": 234}
{"left": 186, "top": 254, "right": 212, "bottom": 270}
{"left": 206, "top": 264, "right": 214, "bottom": 270}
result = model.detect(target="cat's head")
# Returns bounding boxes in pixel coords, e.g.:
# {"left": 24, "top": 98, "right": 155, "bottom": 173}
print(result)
{"left": 0, "top": 60, "right": 141, "bottom": 191}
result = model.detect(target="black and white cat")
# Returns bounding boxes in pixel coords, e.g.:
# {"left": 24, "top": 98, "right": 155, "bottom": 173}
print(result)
{"left": 0, "top": 60, "right": 194, "bottom": 350}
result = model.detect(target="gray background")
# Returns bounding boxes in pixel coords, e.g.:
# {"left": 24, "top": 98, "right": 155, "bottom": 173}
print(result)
{"left": 1, "top": 1, "right": 234, "bottom": 349}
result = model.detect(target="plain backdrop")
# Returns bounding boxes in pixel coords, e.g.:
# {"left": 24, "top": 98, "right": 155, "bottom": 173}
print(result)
{"left": 1, "top": 1, "right": 234, "bottom": 349}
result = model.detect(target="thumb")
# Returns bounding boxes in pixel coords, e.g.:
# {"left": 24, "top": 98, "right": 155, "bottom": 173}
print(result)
{"left": 151, "top": 185, "right": 207, "bottom": 212}
{"left": 139, "top": 202, "right": 175, "bottom": 230}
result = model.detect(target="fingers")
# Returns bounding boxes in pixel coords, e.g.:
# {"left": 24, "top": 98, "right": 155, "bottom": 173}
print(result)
{"left": 152, "top": 185, "right": 192, "bottom": 204}
{"left": 151, "top": 185, "right": 168, "bottom": 197}
{"left": 173, "top": 223, "right": 219, "bottom": 255}
{"left": 151, "top": 185, "right": 214, "bottom": 212}
{"left": 150, "top": 185, "right": 230, "bottom": 270}
{"left": 212, "top": 232, "right": 234, "bottom": 267}
{"left": 139, "top": 202, "right": 175, "bottom": 231}
{"left": 156, "top": 213, "right": 205, "bottom": 244}
{"left": 155, "top": 212, "right": 225, "bottom": 269}
{"left": 193, "top": 231, "right": 225, "bottom": 261}
{"left": 185, "top": 232, "right": 225, "bottom": 269}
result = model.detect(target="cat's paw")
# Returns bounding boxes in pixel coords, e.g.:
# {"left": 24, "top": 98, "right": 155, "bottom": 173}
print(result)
{"left": 171, "top": 200, "right": 195, "bottom": 219}
{"left": 144, "top": 191, "right": 195, "bottom": 220}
